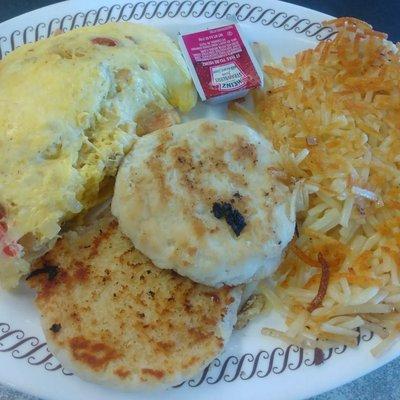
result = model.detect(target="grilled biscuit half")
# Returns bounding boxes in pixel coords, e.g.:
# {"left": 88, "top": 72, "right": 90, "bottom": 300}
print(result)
{"left": 28, "top": 214, "right": 240, "bottom": 390}
{"left": 112, "top": 119, "right": 295, "bottom": 287}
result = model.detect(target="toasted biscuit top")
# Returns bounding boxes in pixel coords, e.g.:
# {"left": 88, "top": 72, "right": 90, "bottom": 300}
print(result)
{"left": 112, "top": 119, "right": 295, "bottom": 287}
{"left": 28, "top": 214, "right": 240, "bottom": 389}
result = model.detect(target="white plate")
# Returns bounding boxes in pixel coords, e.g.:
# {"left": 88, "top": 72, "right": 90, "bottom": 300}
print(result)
{"left": 0, "top": 1, "right": 398, "bottom": 399}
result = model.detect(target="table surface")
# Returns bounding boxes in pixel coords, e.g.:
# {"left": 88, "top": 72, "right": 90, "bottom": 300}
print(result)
{"left": 0, "top": 1, "right": 399, "bottom": 399}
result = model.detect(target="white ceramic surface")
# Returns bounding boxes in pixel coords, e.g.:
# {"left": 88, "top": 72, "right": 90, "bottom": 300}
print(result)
{"left": 0, "top": 1, "right": 398, "bottom": 400}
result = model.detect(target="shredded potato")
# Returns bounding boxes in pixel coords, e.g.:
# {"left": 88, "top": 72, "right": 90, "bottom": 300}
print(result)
{"left": 242, "top": 18, "right": 400, "bottom": 354}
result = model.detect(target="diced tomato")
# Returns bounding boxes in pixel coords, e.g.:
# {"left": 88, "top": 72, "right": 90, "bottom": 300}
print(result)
{"left": 91, "top": 37, "right": 118, "bottom": 47}
{"left": 0, "top": 221, "right": 7, "bottom": 240}
{"left": 3, "top": 243, "right": 20, "bottom": 257}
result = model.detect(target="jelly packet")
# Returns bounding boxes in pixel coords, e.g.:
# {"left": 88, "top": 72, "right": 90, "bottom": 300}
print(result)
{"left": 178, "top": 22, "right": 263, "bottom": 104}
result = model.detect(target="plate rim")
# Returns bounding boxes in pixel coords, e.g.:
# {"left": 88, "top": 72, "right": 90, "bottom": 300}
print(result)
{"left": 0, "top": 0, "right": 338, "bottom": 59}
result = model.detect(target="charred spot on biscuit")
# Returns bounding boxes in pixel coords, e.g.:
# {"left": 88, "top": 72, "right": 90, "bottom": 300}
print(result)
{"left": 26, "top": 264, "right": 59, "bottom": 281}
{"left": 225, "top": 208, "right": 246, "bottom": 237}
{"left": 212, "top": 202, "right": 230, "bottom": 219}
{"left": 50, "top": 323, "right": 61, "bottom": 333}
{"left": 212, "top": 202, "right": 246, "bottom": 236}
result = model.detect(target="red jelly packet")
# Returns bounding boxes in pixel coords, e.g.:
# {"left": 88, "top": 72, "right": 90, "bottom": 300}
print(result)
{"left": 178, "top": 23, "right": 263, "bottom": 103}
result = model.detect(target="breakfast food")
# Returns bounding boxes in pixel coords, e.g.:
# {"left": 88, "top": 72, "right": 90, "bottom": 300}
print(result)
{"left": 28, "top": 213, "right": 241, "bottom": 389}
{"left": 0, "top": 22, "right": 197, "bottom": 289}
{"left": 2, "top": 10, "right": 398, "bottom": 396}
{"left": 232, "top": 18, "right": 400, "bottom": 354}
{"left": 112, "top": 119, "right": 295, "bottom": 287}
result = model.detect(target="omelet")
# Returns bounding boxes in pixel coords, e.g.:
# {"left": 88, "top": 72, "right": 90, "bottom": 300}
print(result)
{"left": 112, "top": 119, "right": 295, "bottom": 287}
{"left": 0, "top": 22, "right": 197, "bottom": 288}
{"left": 28, "top": 212, "right": 240, "bottom": 390}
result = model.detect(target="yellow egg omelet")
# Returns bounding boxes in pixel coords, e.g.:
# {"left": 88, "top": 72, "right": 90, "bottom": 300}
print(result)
{"left": 0, "top": 22, "right": 197, "bottom": 288}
